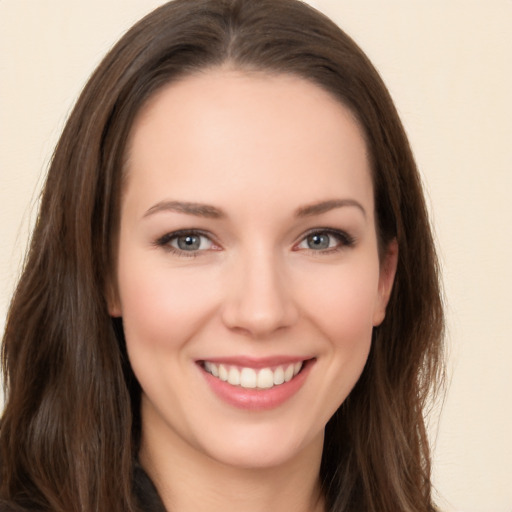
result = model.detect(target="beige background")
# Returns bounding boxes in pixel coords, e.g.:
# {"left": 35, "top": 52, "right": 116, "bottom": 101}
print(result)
{"left": 1, "top": 1, "right": 511, "bottom": 511}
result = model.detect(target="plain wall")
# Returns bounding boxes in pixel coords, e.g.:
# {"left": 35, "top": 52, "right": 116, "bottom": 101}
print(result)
{"left": 0, "top": 1, "right": 511, "bottom": 511}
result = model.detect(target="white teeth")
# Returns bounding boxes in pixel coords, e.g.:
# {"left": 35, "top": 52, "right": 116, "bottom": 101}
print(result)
{"left": 284, "top": 364, "right": 295, "bottom": 382}
{"left": 273, "top": 366, "right": 285, "bottom": 385}
{"left": 218, "top": 364, "right": 228, "bottom": 381}
{"left": 257, "top": 368, "right": 274, "bottom": 389}
{"left": 204, "top": 361, "right": 219, "bottom": 377}
{"left": 228, "top": 366, "right": 240, "bottom": 386}
{"left": 203, "top": 361, "right": 304, "bottom": 389}
{"left": 240, "top": 368, "right": 257, "bottom": 388}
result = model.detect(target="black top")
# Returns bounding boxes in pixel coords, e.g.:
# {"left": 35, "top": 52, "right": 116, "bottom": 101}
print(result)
{"left": 133, "top": 462, "right": 167, "bottom": 512}
{"left": 0, "top": 463, "right": 167, "bottom": 512}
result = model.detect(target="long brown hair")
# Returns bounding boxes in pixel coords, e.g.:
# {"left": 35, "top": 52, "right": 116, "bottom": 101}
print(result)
{"left": 1, "top": 1, "right": 444, "bottom": 511}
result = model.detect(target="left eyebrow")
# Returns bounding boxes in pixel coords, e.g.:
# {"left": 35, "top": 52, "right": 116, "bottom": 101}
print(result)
{"left": 143, "top": 200, "right": 225, "bottom": 219}
{"left": 295, "top": 199, "right": 367, "bottom": 218}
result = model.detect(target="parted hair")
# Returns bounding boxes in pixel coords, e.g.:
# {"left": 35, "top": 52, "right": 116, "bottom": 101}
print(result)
{"left": 0, "top": 1, "right": 444, "bottom": 511}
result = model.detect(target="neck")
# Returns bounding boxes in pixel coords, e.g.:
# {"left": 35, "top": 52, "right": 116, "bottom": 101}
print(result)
{"left": 139, "top": 413, "right": 325, "bottom": 512}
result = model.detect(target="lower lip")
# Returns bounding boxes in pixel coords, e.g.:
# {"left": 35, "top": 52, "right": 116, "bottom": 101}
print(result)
{"left": 199, "top": 360, "right": 314, "bottom": 411}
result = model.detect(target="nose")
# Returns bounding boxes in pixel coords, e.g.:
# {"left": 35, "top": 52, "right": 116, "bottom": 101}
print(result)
{"left": 221, "top": 247, "right": 299, "bottom": 338}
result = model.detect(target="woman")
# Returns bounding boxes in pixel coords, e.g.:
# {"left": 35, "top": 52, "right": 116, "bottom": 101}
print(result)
{"left": 0, "top": 0, "right": 444, "bottom": 511}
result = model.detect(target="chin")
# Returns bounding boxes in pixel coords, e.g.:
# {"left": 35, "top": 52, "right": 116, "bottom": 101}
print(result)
{"left": 192, "top": 420, "right": 325, "bottom": 471}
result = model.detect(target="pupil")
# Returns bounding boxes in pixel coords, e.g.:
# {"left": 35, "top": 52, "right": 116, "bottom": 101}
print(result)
{"left": 308, "top": 234, "right": 329, "bottom": 249}
{"left": 178, "top": 235, "right": 200, "bottom": 250}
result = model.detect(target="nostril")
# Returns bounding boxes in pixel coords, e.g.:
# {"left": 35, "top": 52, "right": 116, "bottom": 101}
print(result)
{"left": 221, "top": 293, "right": 298, "bottom": 336}
{"left": 220, "top": 256, "right": 299, "bottom": 336}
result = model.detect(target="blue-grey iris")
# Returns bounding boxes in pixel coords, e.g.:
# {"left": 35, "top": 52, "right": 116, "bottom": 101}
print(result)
{"left": 177, "top": 235, "right": 201, "bottom": 250}
{"left": 307, "top": 233, "right": 330, "bottom": 250}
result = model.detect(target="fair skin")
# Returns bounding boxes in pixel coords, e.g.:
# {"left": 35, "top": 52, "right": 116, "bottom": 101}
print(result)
{"left": 110, "top": 69, "right": 397, "bottom": 512}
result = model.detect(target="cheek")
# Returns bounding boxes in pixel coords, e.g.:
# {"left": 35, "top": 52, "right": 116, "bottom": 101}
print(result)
{"left": 298, "top": 260, "right": 381, "bottom": 344}
{"left": 116, "top": 253, "right": 221, "bottom": 351}
{"left": 290, "top": 261, "right": 380, "bottom": 425}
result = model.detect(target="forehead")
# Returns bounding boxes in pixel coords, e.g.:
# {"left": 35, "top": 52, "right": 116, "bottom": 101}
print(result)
{"left": 123, "top": 69, "right": 373, "bottom": 216}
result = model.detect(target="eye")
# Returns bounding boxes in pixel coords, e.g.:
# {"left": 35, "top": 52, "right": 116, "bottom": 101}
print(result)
{"left": 155, "top": 230, "right": 217, "bottom": 255}
{"left": 172, "top": 233, "right": 211, "bottom": 251}
{"left": 295, "top": 229, "right": 354, "bottom": 252}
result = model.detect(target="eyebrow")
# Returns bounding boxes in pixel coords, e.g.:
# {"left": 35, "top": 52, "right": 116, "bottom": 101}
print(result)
{"left": 143, "top": 198, "right": 366, "bottom": 220}
{"left": 143, "top": 200, "right": 224, "bottom": 219}
{"left": 295, "top": 199, "right": 367, "bottom": 218}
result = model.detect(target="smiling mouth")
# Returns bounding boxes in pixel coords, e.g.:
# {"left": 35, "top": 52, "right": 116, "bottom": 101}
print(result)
{"left": 200, "top": 361, "right": 306, "bottom": 390}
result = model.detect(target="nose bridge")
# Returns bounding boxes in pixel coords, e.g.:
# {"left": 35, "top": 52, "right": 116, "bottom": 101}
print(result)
{"left": 222, "top": 242, "right": 297, "bottom": 336}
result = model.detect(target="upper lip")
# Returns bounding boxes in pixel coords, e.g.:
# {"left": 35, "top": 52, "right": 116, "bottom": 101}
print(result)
{"left": 197, "top": 355, "right": 314, "bottom": 369}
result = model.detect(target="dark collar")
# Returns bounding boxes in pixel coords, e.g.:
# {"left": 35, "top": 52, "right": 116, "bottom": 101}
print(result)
{"left": 133, "top": 462, "right": 167, "bottom": 512}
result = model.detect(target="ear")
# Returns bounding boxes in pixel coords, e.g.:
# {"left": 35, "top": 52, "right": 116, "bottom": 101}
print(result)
{"left": 372, "top": 238, "right": 398, "bottom": 326}
{"left": 105, "top": 279, "right": 122, "bottom": 318}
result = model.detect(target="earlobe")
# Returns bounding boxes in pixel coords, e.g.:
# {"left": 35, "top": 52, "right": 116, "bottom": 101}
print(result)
{"left": 108, "top": 302, "right": 122, "bottom": 318}
{"left": 105, "top": 281, "right": 122, "bottom": 318}
{"left": 373, "top": 238, "right": 398, "bottom": 326}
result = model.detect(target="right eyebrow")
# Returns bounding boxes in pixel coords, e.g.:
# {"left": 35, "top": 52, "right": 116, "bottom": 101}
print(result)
{"left": 143, "top": 200, "right": 225, "bottom": 219}
{"left": 294, "top": 198, "right": 367, "bottom": 219}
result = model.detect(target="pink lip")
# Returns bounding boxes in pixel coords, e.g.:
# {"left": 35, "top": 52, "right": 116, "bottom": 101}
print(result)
{"left": 199, "top": 358, "right": 315, "bottom": 411}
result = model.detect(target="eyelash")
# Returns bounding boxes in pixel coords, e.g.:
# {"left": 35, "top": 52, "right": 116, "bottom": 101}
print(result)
{"left": 153, "top": 228, "right": 355, "bottom": 257}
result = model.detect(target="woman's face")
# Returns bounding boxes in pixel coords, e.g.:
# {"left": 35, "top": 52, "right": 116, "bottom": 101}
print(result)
{"left": 110, "top": 70, "right": 397, "bottom": 469}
